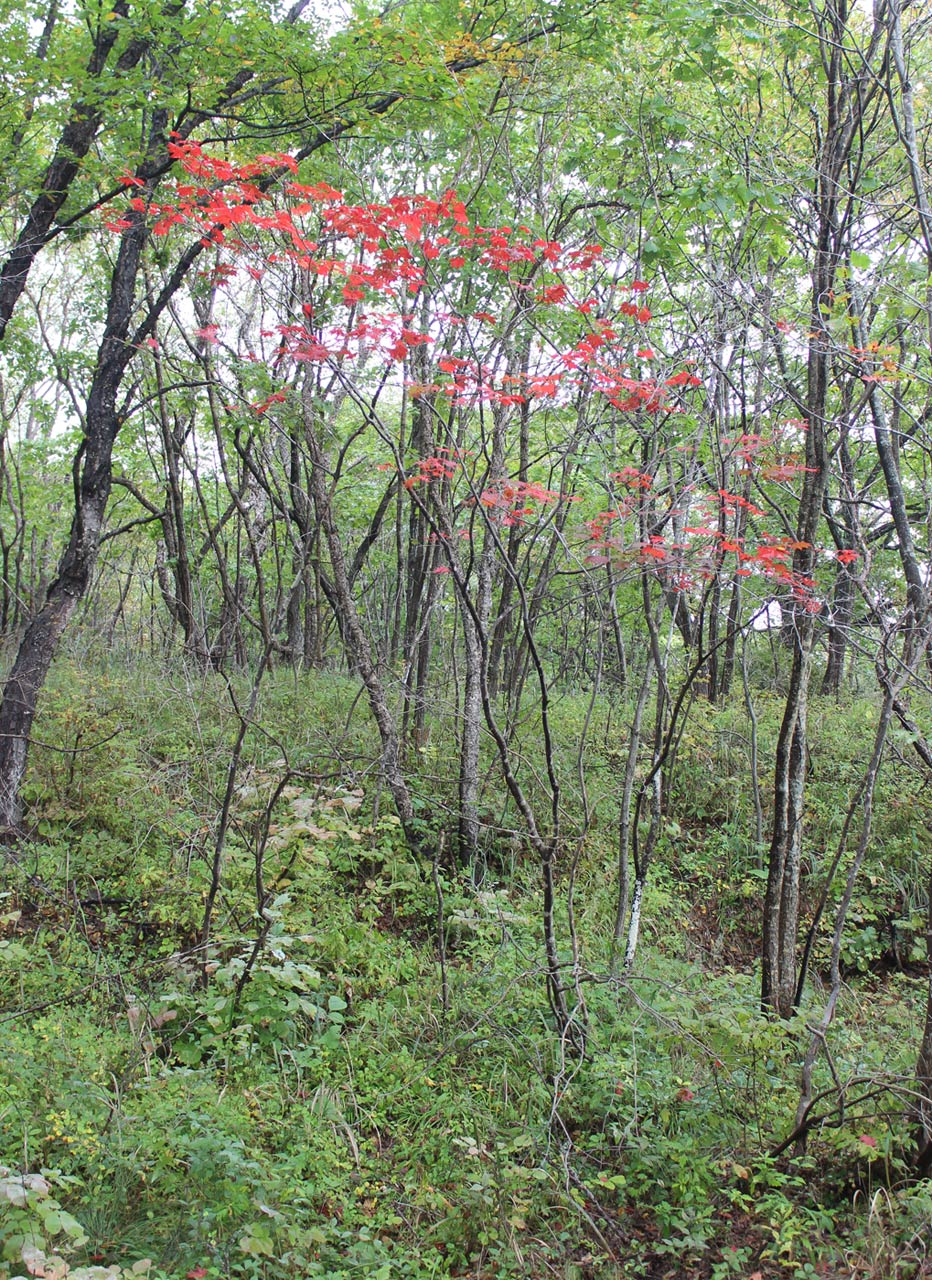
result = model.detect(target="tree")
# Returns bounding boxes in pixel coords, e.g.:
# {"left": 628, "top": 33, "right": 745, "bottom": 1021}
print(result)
{"left": 0, "top": 0, "right": 595, "bottom": 829}
{"left": 761, "top": 0, "right": 890, "bottom": 1018}
{"left": 115, "top": 140, "right": 712, "bottom": 1032}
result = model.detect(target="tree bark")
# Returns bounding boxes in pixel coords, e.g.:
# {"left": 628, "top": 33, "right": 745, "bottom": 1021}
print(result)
{"left": 458, "top": 406, "right": 507, "bottom": 861}
{"left": 0, "top": 0, "right": 156, "bottom": 342}
{"left": 761, "top": 0, "right": 887, "bottom": 1015}
{"left": 302, "top": 386, "right": 424, "bottom": 858}
{"left": 0, "top": 209, "right": 150, "bottom": 825}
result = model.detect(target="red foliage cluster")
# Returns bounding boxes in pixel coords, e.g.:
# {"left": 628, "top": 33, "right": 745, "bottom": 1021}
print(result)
{"left": 474, "top": 478, "right": 567, "bottom": 526}
{"left": 107, "top": 139, "right": 710, "bottom": 416}
{"left": 105, "top": 143, "right": 836, "bottom": 604}
{"left": 582, "top": 474, "right": 829, "bottom": 603}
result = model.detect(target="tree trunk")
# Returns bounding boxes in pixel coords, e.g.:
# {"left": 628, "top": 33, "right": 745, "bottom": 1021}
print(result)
{"left": 458, "top": 407, "right": 507, "bottom": 861}
{"left": 820, "top": 560, "right": 853, "bottom": 696}
{"left": 302, "top": 385, "right": 425, "bottom": 858}
{"left": 761, "top": 636, "right": 813, "bottom": 1015}
{"left": 0, "top": 128, "right": 166, "bottom": 825}
{"left": 0, "top": 279, "right": 137, "bottom": 823}
{"left": 760, "top": 0, "right": 886, "bottom": 1015}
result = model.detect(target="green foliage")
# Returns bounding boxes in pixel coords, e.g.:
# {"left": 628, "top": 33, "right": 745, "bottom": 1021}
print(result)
{"left": 1, "top": 662, "right": 929, "bottom": 1277}
{"left": 0, "top": 1165, "right": 154, "bottom": 1280}
{"left": 3, "top": 0, "right": 932, "bottom": 1271}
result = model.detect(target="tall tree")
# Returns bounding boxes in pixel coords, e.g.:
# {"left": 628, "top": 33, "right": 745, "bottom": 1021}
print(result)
{"left": 0, "top": 0, "right": 592, "bottom": 828}
{"left": 762, "top": 0, "right": 892, "bottom": 1016}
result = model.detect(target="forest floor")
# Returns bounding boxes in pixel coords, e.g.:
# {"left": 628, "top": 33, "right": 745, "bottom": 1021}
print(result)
{"left": 1, "top": 659, "right": 931, "bottom": 1280}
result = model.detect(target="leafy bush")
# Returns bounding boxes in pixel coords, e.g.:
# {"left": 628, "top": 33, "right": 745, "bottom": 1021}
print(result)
{"left": 0, "top": 1166, "right": 153, "bottom": 1280}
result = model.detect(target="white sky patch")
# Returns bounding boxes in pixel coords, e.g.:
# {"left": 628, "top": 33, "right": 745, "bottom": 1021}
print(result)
{"left": 306, "top": 0, "right": 353, "bottom": 37}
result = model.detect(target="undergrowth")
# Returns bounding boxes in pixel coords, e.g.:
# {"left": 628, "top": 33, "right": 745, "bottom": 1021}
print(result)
{"left": 0, "top": 659, "right": 930, "bottom": 1279}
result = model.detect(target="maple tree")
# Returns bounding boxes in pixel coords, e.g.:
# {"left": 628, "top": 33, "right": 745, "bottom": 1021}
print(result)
{"left": 103, "top": 139, "right": 882, "bottom": 1023}
{"left": 113, "top": 135, "right": 833, "bottom": 614}
{"left": 118, "top": 140, "right": 863, "bottom": 753}
{"left": 5, "top": 6, "right": 932, "bottom": 1275}
{"left": 0, "top": 0, "right": 593, "bottom": 831}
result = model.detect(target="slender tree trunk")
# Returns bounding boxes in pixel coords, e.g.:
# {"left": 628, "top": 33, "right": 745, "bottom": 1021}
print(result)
{"left": 459, "top": 408, "right": 507, "bottom": 860}
{"left": 762, "top": 636, "right": 814, "bottom": 1015}
{"left": 0, "top": 206, "right": 152, "bottom": 827}
{"left": 761, "top": 0, "right": 886, "bottom": 1015}
{"left": 821, "top": 561, "right": 854, "bottom": 696}
{"left": 302, "top": 386, "right": 424, "bottom": 858}
{"left": 611, "top": 653, "right": 654, "bottom": 973}
{"left": 487, "top": 370, "right": 530, "bottom": 698}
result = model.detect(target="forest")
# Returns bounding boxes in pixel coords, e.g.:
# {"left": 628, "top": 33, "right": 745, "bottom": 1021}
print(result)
{"left": 2, "top": 0, "right": 932, "bottom": 1276}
